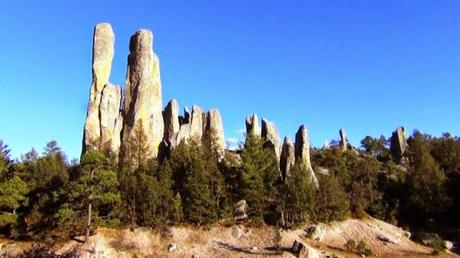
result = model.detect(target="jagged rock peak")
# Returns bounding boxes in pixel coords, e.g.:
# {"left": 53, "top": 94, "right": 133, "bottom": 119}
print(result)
{"left": 245, "top": 114, "right": 261, "bottom": 137}
{"left": 206, "top": 109, "right": 225, "bottom": 159}
{"left": 280, "top": 137, "right": 295, "bottom": 179}
{"left": 83, "top": 22, "right": 118, "bottom": 154}
{"left": 163, "top": 99, "right": 180, "bottom": 148}
{"left": 121, "top": 28, "right": 163, "bottom": 160}
{"left": 294, "top": 125, "right": 319, "bottom": 188}
{"left": 339, "top": 128, "right": 348, "bottom": 151}
{"left": 391, "top": 126, "right": 408, "bottom": 164}
{"left": 261, "top": 118, "right": 281, "bottom": 160}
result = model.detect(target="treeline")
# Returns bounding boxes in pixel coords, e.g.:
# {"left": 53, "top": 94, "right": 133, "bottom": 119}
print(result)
{"left": 1, "top": 128, "right": 460, "bottom": 242}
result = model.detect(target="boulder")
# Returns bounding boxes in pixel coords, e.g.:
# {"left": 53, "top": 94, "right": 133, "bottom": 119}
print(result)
{"left": 163, "top": 99, "right": 180, "bottom": 148}
{"left": 292, "top": 240, "right": 309, "bottom": 257}
{"left": 83, "top": 23, "right": 116, "bottom": 153}
{"left": 167, "top": 243, "right": 177, "bottom": 252}
{"left": 280, "top": 137, "right": 295, "bottom": 179}
{"left": 245, "top": 113, "right": 261, "bottom": 137}
{"left": 121, "top": 29, "right": 164, "bottom": 160}
{"left": 339, "top": 128, "right": 348, "bottom": 151}
{"left": 295, "top": 125, "right": 319, "bottom": 188}
{"left": 234, "top": 200, "right": 249, "bottom": 221}
{"left": 261, "top": 118, "right": 281, "bottom": 160}
{"left": 205, "top": 109, "right": 225, "bottom": 159}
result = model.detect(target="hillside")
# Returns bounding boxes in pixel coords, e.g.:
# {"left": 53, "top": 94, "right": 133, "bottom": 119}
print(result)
{"left": 1, "top": 217, "right": 457, "bottom": 258}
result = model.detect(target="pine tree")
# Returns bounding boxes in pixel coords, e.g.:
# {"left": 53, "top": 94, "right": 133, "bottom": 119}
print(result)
{"left": 239, "top": 133, "right": 279, "bottom": 219}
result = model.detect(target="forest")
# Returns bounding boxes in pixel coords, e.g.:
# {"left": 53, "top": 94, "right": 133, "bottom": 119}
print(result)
{"left": 1, "top": 126, "right": 459, "bottom": 247}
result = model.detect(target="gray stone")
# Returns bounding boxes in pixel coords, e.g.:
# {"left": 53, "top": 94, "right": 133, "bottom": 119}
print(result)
{"left": 390, "top": 126, "right": 408, "bottom": 164}
{"left": 280, "top": 137, "right": 295, "bottom": 179}
{"left": 295, "top": 125, "right": 319, "bottom": 189}
{"left": 234, "top": 200, "right": 249, "bottom": 220}
{"left": 245, "top": 113, "right": 261, "bottom": 137}
{"left": 339, "top": 128, "right": 348, "bottom": 151}
{"left": 189, "top": 105, "right": 204, "bottom": 144}
{"left": 122, "top": 29, "right": 164, "bottom": 159}
{"left": 205, "top": 109, "right": 225, "bottom": 159}
{"left": 261, "top": 118, "right": 281, "bottom": 160}
{"left": 83, "top": 23, "right": 115, "bottom": 153}
{"left": 99, "top": 83, "right": 123, "bottom": 155}
{"left": 163, "top": 99, "right": 180, "bottom": 148}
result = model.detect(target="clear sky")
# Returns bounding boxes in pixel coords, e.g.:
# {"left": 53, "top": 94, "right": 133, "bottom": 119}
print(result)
{"left": 1, "top": 0, "right": 459, "bottom": 160}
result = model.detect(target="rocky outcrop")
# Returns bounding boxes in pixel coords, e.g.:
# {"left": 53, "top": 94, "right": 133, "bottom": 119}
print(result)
{"left": 261, "top": 118, "right": 281, "bottom": 160}
{"left": 121, "top": 29, "right": 164, "bottom": 159}
{"left": 245, "top": 114, "right": 261, "bottom": 137}
{"left": 205, "top": 109, "right": 225, "bottom": 159}
{"left": 390, "top": 126, "right": 408, "bottom": 164}
{"left": 163, "top": 99, "right": 180, "bottom": 148}
{"left": 295, "top": 125, "right": 319, "bottom": 188}
{"left": 99, "top": 83, "right": 123, "bottom": 155}
{"left": 339, "top": 128, "right": 348, "bottom": 151}
{"left": 189, "top": 105, "right": 204, "bottom": 143}
{"left": 280, "top": 137, "right": 295, "bottom": 179}
{"left": 83, "top": 23, "right": 123, "bottom": 155}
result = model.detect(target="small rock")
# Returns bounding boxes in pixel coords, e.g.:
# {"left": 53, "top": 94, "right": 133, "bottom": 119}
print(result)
{"left": 251, "top": 246, "right": 258, "bottom": 252}
{"left": 231, "top": 226, "right": 243, "bottom": 238}
{"left": 234, "top": 200, "right": 249, "bottom": 221}
{"left": 444, "top": 240, "right": 453, "bottom": 251}
{"left": 292, "top": 240, "right": 308, "bottom": 257}
{"left": 168, "top": 243, "right": 177, "bottom": 252}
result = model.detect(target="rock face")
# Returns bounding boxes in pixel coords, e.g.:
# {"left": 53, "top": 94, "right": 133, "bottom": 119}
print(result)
{"left": 99, "top": 83, "right": 123, "bottom": 154}
{"left": 339, "top": 128, "right": 348, "bottom": 151}
{"left": 245, "top": 114, "right": 261, "bottom": 137}
{"left": 189, "top": 105, "right": 204, "bottom": 143}
{"left": 390, "top": 126, "right": 408, "bottom": 164}
{"left": 122, "top": 29, "right": 164, "bottom": 159}
{"left": 205, "top": 109, "right": 225, "bottom": 159}
{"left": 280, "top": 137, "right": 295, "bottom": 179}
{"left": 295, "top": 125, "right": 319, "bottom": 188}
{"left": 261, "top": 118, "right": 281, "bottom": 160}
{"left": 163, "top": 99, "right": 180, "bottom": 148}
{"left": 83, "top": 23, "right": 123, "bottom": 155}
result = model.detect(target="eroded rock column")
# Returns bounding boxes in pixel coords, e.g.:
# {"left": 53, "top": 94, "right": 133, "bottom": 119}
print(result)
{"left": 295, "top": 125, "right": 319, "bottom": 188}
{"left": 122, "top": 29, "right": 164, "bottom": 159}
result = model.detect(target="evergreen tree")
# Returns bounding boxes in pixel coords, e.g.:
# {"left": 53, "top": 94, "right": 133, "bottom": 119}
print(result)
{"left": 401, "top": 131, "right": 449, "bottom": 226}
{"left": 279, "top": 162, "right": 315, "bottom": 226}
{"left": 314, "top": 174, "right": 349, "bottom": 222}
{"left": 69, "top": 151, "right": 120, "bottom": 241}
{"left": 239, "top": 133, "right": 279, "bottom": 219}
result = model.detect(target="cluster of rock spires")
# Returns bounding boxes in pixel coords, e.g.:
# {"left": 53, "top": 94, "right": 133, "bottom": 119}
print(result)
{"left": 82, "top": 23, "right": 409, "bottom": 187}
{"left": 82, "top": 23, "right": 225, "bottom": 161}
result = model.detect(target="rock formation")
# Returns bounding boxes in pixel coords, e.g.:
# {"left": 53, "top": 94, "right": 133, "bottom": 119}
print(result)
{"left": 163, "top": 99, "right": 180, "bottom": 148}
{"left": 390, "top": 126, "right": 408, "bottom": 164}
{"left": 205, "top": 109, "right": 225, "bottom": 159}
{"left": 99, "top": 83, "right": 123, "bottom": 154}
{"left": 121, "top": 29, "right": 164, "bottom": 159}
{"left": 261, "top": 118, "right": 281, "bottom": 160}
{"left": 245, "top": 114, "right": 261, "bottom": 137}
{"left": 189, "top": 105, "right": 204, "bottom": 143}
{"left": 280, "top": 137, "right": 295, "bottom": 179}
{"left": 339, "top": 128, "right": 348, "bottom": 152}
{"left": 295, "top": 125, "right": 319, "bottom": 188}
{"left": 83, "top": 23, "right": 123, "bottom": 156}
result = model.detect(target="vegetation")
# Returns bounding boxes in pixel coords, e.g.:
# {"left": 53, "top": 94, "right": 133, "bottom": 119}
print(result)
{"left": 1, "top": 128, "right": 460, "bottom": 247}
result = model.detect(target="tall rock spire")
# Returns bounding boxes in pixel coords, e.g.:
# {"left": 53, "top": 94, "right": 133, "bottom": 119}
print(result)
{"left": 295, "top": 125, "right": 319, "bottom": 188}
{"left": 245, "top": 114, "right": 261, "bottom": 138}
{"left": 261, "top": 118, "right": 281, "bottom": 161}
{"left": 205, "top": 109, "right": 225, "bottom": 159}
{"left": 121, "top": 29, "right": 164, "bottom": 159}
{"left": 390, "top": 126, "right": 408, "bottom": 164}
{"left": 280, "top": 137, "right": 295, "bottom": 179}
{"left": 83, "top": 23, "right": 123, "bottom": 155}
{"left": 339, "top": 128, "right": 348, "bottom": 152}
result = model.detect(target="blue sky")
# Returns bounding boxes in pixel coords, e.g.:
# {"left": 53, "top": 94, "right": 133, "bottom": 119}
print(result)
{"left": 1, "top": 0, "right": 459, "bottom": 160}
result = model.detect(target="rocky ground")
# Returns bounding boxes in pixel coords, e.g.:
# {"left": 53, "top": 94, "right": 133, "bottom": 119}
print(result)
{"left": 1, "top": 217, "right": 458, "bottom": 257}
